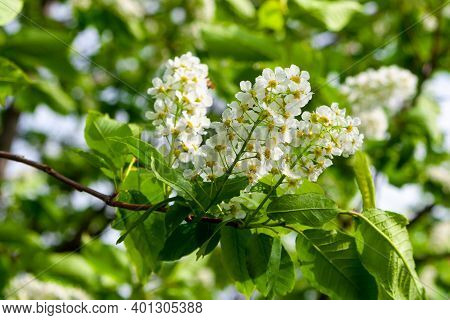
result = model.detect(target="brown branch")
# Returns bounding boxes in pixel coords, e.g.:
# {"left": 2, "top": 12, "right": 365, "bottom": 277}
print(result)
{"left": 0, "top": 106, "right": 20, "bottom": 180}
{"left": 0, "top": 151, "right": 243, "bottom": 227}
{"left": 0, "top": 151, "right": 152, "bottom": 211}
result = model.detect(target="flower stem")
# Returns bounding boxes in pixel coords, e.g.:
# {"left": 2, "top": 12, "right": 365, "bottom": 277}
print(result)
{"left": 204, "top": 116, "right": 263, "bottom": 212}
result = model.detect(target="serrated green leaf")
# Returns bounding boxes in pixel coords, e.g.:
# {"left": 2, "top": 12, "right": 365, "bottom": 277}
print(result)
{"left": 267, "top": 193, "right": 339, "bottom": 226}
{"left": 69, "top": 148, "right": 109, "bottom": 169}
{"left": 112, "top": 137, "right": 200, "bottom": 207}
{"left": 84, "top": 111, "right": 135, "bottom": 171}
{"left": 116, "top": 192, "right": 166, "bottom": 280}
{"left": 220, "top": 227, "right": 254, "bottom": 296}
{"left": 268, "top": 239, "right": 295, "bottom": 296}
{"left": 353, "top": 151, "right": 376, "bottom": 210}
{"left": 277, "top": 179, "right": 324, "bottom": 196}
{"left": 121, "top": 169, "right": 165, "bottom": 204}
{"left": 246, "top": 233, "right": 273, "bottom": 296}
{"left": 354, "top": 209, "right": 425, "bottom": 299}
{"left": 247, "top": 234, "right": 295, "bottom": 297}
{"left": 296, "top": 229, "right": 377, "bottom": 299}
{"left": 0, "top": 0, "right": 23, "bottom": 26}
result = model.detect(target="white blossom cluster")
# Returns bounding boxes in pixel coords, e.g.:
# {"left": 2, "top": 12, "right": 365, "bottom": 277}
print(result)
{"left": 146, "top": 55, "right": 364, "bottom": 219}
{"left": 340, "top": 65, "right": 418, "bottom": 139}
{"left": 184, "top": 65, "right": 363, "bottom": 193}
{"left": 6, "top": 274, "right": 90, "bottom": 300}
{"left": 147, "top": 52, "right": 213, "bottom": 168}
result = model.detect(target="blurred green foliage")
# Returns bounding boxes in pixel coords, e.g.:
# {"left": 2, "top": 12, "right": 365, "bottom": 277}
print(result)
{"left": 0, "top": 0, "right": 448, "bottom": 299}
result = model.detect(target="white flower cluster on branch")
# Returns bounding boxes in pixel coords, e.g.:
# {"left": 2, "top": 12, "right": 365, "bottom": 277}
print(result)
{"left": 147, "top": 52, "right": 213, "bottom": 168}
{"left": 184, "top": 65, "right": 363, "bottom": 190}
{"left": 340, "top": 65, "right": 418, "bottom": 140}
{"left": 147, "top": 54, "right": 364, "bottom": 218}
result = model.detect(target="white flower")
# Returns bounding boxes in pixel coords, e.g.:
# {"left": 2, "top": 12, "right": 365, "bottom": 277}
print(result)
{"left": 340, "top": 65, "right": 417, "bottom": 139}
{"left": 147, "top": 52, "right": 213, "bottom": 168}
{"left": 358, "top": 108, "right": 388, "bottom": 140}
{"left": 186, "top": 65, "right": 363, "bottom": 196}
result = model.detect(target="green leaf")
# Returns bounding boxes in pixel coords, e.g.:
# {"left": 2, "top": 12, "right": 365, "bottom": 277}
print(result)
{"left": 201, "top": 24, "right": 283, "bottom": 61}
{"left": 293, "top": 0, "right": 362, "bottom": 31}
{"left": 196, "top": 230, "right": 221, "bottom": 259}
{"left": 277, "top": 179, "right": 324, "bottom": 196}
{"left": 232, "top": 192, "right": 267, "bottom": 210}
{"left": 258, "top": 0, "right": 284, "bottom": 32}
{"left": 70, "top": 148, "right": 116, "bottom": 179}
{"left": 220, "top": 227, "right": 254, "bottom": 296}
{"left": 151, "top": 155, "right": 200, "bottom": 208}
{"left": 353, "top": 151, "right": 376, "bottom": 210}
{"left": 225, "top": 0, "right": 255, "bottom": 19}
{"left": 0, "top": 222, "right": 41, "bottom": 249}
{"left": 159, "top": 220, "right": 218, "bottom": 261}
{"left": 267, "top": 193, "right": 339, "bottom": 226}
{"left": 111, "top": 136, "right": 163, "bottom": 168}
{"left": 0, "top": 0, "right": 23, "bottom": 26}
{"left": 82, "top": 239, "right": 131, "bottom": 284}
{"left": 69, "top": 148, "right": 110, "bottom": 169}
{"left": 29, "top": 80, "right": 76, "bottom": 114}
{"left": 114, "top": 137, "right": 199, "bottom": 207}
{"left": 246, "top": 234, "right": 272, "bottom": 296}
{"left": 196, "top": 220, "right": 229, "bottom": 259}
{"left": 267, "top": 239, "right": 295, "bottom": 296}
{"left": 117, "top": 197, "right": 176, "bottom": 244}
{"left": 1, "top": 29, "right": 76, "bottom": 79}
{"left": 194, "top": 176, "right": 249, "bottom": 209}
{"left": 0, "top": 57, "right": 28, "bottom": 106}
{"left": 84, "top": 111, "right": 135, "bottom": 171}
{"left": 30, "top": 253, "right": 98, "bottom": 289}
{"left": 354, "top": 209, "right": 425, "bottom": 299}
{"left": 164, "top": 203, "right": 191, "bottom": 235}
{"left": 116, "top": 192, "right": 166, "bottom": 280}
{"left": 296, "top": 229, "right": 377, "bottom": 299}
{"left": 121, "top": 169, "right": 165, "bottom": 204}
{"left": 247, "top": 235, "right": 295, "bottom": 297}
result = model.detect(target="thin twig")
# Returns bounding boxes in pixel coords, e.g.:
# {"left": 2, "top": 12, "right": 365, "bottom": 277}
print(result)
{"left": 0, "top": 151, "right": 153, "bottom": 211}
